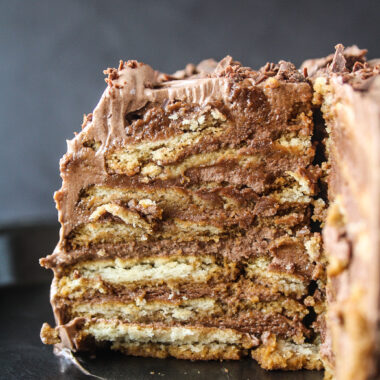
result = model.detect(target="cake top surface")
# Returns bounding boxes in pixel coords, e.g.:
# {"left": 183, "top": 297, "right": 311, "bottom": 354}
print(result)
{"left": 103, "top": 55, "right": 306, "bottom": 89}
{"left": 73, "top": 56, "right": 309, "bottom": 156}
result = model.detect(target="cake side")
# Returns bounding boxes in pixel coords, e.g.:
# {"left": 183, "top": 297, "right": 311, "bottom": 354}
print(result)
{"left": 41, "top": 57, "right": 326, "bottom": 370}
{"left": 308, "top": 45, "right": 380, "bottom": 380}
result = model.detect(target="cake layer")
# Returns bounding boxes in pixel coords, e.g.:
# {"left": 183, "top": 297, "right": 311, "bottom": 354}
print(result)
{"left": 73, "top": 174, "right": 317, "bottom": 228}
{"left": 68, "top": 219, "right": 227, "bottom": 247}
{"left": 54, "top": 254, "right": 313, "bottom": 297}
{"left": 53, "top": 277, "right": 305, "bottom": 306}
{"left": 44, "top": 230, "right": 322, "bottom": 282}
{"left": 64, "top": 185, "right": 318, "bottom": 252}
{"left": 62, "top": 162, "right": 321, "bottom": 248}
{"left": 69, "top": 296, "right": 309, "bottom": 325}
{"left": 54, "top": 279, "right": 310, "bottom": 312}
{"left": 111, "top": 94, "right": 312, "bottom": 148}
{"left": 78, "top": 158, "right": 320, "bottom": 197}
{"left": 71, "top": 298, "right": 220, "bottom": 323}
{"left": 84, "top": 320, "right": 256, "bottom": 360}
{"left": 106, "top": 158, "right": 316, "bottom": 203}
{"left": 67, "top": 192, "right": 315, "bottom": 245}
{"left": 59, "top": 319, "right": 254, "bottom": 349}
{"left": 57, "top": 157, "right": 321, "bottom": 238}
{"left": 105, "top": 134, "right": 314, "bottom": 178}
{"left": 67, "top": 208, "right": 312, "bottom": 248}
{"left": 82, "top": 179, "right": 315, "bottom": 210}
{"left": 66, "top": 303, "right": 309, "bottom": 341}
{"left": 79, "top": 181, "right": 315, "bottom": 216}
{"left": 57, "top": 255, "right": 239, "bottom": 286}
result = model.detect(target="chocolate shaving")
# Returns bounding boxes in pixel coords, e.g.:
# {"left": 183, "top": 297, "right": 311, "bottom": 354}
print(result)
{"left": 330, "top": 44, "right": 347, "bottom": 73}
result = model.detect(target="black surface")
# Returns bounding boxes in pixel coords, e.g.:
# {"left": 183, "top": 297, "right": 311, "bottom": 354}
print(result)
{"left": 0, "top": 225, "right": 323, "bottom": 380}
{"left": 1, "top": 0, "right": 380, "bottom": 224}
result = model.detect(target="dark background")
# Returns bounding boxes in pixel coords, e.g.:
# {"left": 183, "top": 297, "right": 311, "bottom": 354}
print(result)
{"left": 0, "top": 2, "right": 378, "bottom": 377}
{"left": 1, "top": 0, "right": 379, "bottom": 225}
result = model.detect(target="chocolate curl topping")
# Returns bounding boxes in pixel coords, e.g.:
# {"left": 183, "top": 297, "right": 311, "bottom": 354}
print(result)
{"left": 330, "top": 44, "right": 347, "bottom": 73}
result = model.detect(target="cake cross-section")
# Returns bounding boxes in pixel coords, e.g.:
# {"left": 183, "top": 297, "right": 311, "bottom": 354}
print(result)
{"left": 41, "top": 54, "right": 347, "bottom": 371}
